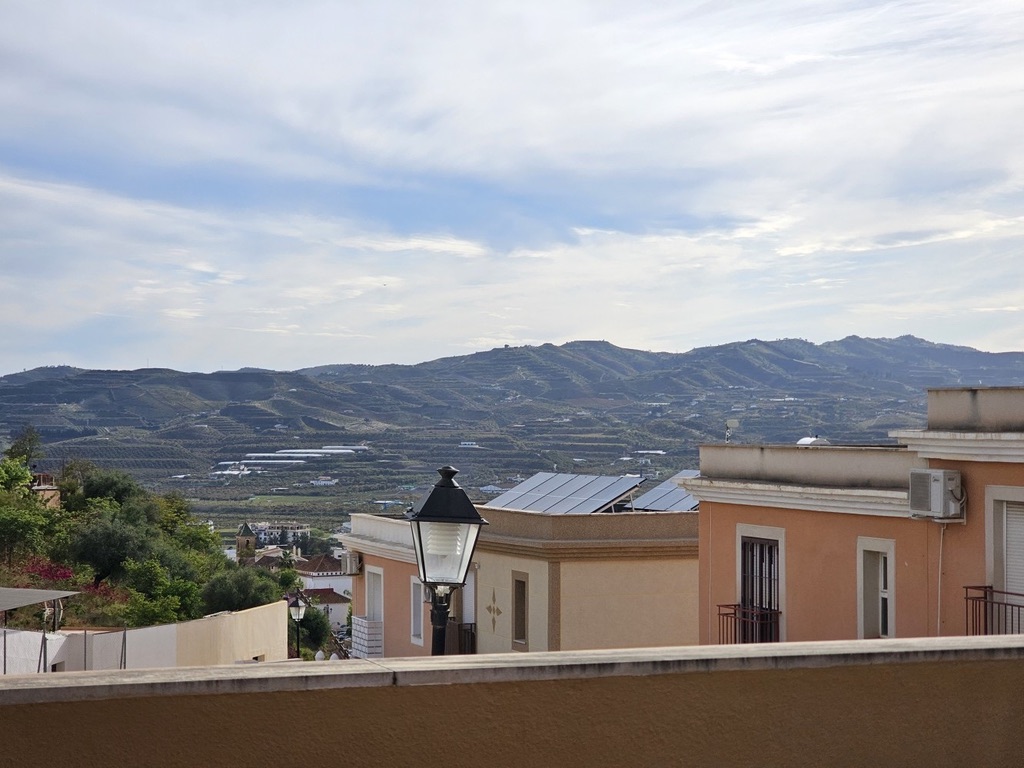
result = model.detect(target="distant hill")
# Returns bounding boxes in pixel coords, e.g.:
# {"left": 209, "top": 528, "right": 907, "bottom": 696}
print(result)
{"left": 3, "top": 336, "right": 1022, "bottom": 517}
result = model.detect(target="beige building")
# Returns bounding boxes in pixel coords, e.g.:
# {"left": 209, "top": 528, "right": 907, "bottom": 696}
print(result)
{"left": 341, "top": 472, "right": 700, "bottom": 657}
{"left": 4, "top": 601, "right": 287, "bottom": 674}
{"left": 474, "top": 505, "right": 698, "bottom": 653}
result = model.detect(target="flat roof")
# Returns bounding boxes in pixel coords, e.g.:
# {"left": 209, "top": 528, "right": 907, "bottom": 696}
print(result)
{"left": 0, "top": 588, "right": 78, "bottom": 612}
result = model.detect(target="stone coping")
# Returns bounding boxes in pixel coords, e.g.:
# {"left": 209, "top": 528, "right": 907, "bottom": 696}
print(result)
{"left": 3, "top": 635, "right": 1024, "bottom": 706}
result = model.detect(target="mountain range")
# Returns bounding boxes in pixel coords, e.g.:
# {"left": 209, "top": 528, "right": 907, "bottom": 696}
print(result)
{"left": 3, "top": 335, "right": 1023, "bottom": 519}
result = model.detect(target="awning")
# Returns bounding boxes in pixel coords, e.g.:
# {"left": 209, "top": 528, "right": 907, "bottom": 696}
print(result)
{"left": 0, "top": 588, "right": 78, "bottom": 612}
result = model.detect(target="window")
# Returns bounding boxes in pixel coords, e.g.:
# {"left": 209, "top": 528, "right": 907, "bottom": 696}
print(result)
{"left": 731, "top": 524, "right": 786, "bottom": 642}
{"left": 365, "top": 566, "right": 383, "bottom": 622}
{"left": 739, "top": 536, "right": 781, "bottom": 642}
{"left": 512, "top": 571, "right": 528, "bottom": 650}
{"left": 858, "top": 538, "right": 895, "bottom": 639}
{"left": 410, "top": 577, "right": 424, "bottom": 646}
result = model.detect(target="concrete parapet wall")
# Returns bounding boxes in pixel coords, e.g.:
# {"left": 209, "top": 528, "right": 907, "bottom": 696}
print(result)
{"left": 698, "top": 443, "right": 924, "bottom": 487}
{"left": 928, "top": 387, "right": 1024, "bottom": 431}
{"left": 2, "top": 636, "right": 1024, "bottom": 766}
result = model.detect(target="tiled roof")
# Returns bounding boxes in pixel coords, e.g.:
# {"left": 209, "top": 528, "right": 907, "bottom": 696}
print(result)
{"left": 304, "top": 588, "right": 350, "bottom": 604}
{"left": 298, "top": 554, "right": 344, "bottom": 573}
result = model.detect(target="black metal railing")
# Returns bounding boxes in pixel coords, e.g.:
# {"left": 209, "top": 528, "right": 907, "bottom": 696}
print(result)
{"left": 458, "top": 622, "right": 477, "bottom": 654}
{"left": 964, "top": 586, "right": 1024, "bottom": 635}
{"left": 718, "top": 604, "right": 781, "bottom": 644}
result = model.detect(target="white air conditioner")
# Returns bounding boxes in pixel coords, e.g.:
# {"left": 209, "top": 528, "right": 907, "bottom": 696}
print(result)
{"left": 339, "top": 551, "right": 362, "bottom": 575}
{"left": 909, "top": 469, "right": 962, "bottom": 518}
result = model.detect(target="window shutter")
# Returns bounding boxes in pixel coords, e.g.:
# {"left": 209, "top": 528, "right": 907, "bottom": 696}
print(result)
{"left": 1004, "top": 502, "right": 1024, "bottom": 594}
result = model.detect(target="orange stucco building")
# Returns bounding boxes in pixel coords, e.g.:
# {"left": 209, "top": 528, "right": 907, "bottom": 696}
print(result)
{"left": 685, "top": 386, "right": 1024, "bottom": 645}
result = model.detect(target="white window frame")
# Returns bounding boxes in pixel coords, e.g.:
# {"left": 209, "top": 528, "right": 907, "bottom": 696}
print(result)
{"left": 365, "top": 565, "right": 384, "bottom": 623}
{"left": 735, "top": 523, "right": 786, "bottom": 641}
{"left": 985, "top": 485, "right": 1024, "bottom": 590}
{"left": 410, "top": 576, "right": 424, "bottom": 646}
{"left": 857, "top": 537, "right": 895, "bottom": 639}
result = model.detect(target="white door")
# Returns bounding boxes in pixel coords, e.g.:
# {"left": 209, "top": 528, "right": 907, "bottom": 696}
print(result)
{"left": 366, "top": 568, "right": 383, "bottom": 622}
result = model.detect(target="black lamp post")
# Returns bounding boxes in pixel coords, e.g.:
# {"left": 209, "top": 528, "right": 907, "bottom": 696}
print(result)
{"left": 407, "top": 466, "right": 488, "bottom": 655}
{"left": 288, "top": 593, "right": 306, "bottom": 659}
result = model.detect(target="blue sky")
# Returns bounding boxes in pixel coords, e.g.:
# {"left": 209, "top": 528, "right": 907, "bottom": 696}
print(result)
{"left": 1, "top": 1, "right": 1022, "bottom": 374}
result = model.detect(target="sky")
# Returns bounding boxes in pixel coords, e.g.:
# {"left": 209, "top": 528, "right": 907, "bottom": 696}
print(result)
{"left": 1, "top": 1, "right": 1023, "bottom": 374}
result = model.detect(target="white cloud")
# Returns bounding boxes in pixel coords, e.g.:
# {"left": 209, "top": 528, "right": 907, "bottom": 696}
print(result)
{"left": 0, "top": 2, "right": 1022, "bottom": 371}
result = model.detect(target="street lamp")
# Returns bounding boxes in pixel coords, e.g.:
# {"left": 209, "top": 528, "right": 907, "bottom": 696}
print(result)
{"left": 407, "top": 466, "right": 488, "bottom": 655}
{"left": 288, "top": 593, "right": 306, "bottom": 659}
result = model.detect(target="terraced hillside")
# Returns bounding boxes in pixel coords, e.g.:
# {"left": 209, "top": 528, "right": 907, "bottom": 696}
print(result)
{"left": 3, "top": 335, "right": 1023, "bottom": 525}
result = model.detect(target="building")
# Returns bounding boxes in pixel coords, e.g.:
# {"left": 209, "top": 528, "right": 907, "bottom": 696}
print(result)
{"left": 236, "top": 521, "right": 257, "bottom": 555}
{"left": 302, "top": 587, "right": 351, "bottom": 632}
{"left": 246, "top": 521, "right": 312, "bottom": 547}
{"left": 474, "top": 471, "right": 699, "bottom": 653}
{"left": 683, "top": 386, "right": 1024, "bottom": 645}
{"left": 340, "top": 471, "right": 700, "bottom": 658}
{"left": 1, "top": 597, "right": 286, "bottom": 674}
{"left": 29, "top": 473, "right": 60, "bottom": 509}
{"left": 296, "top": 553, "right": 357, "bottom": 596}
{"left": 338, "top": 513, "right": 428, "bottom": 658}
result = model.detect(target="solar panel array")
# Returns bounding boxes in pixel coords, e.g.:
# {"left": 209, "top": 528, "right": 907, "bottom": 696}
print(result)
{"left": 484, "top": 472, "right": 647, "bottom": 515}
{"left": 629, "top": 470, "right": 699, "bottom": 512}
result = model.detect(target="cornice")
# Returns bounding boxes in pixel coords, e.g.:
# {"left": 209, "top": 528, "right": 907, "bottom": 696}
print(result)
{"left": 337, "top": 534, "right": 416, "bottom": 564}
{"left": 891, "top": 430, "right": 1024, "bottom": 462}
{"left": 683, "top": 478, "right": 910, "bottom": 518}
{"left": 478, "top": 535, "right": 698, "bottom": 561}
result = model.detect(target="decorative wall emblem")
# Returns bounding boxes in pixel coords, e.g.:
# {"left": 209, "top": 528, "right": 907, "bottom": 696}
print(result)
{"left": 485, "top": 588, "right": 503, "bottom": 632}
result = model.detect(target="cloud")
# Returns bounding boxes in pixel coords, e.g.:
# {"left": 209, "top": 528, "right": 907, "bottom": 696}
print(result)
{"left": 0, "top": 2, "right": 1022, "bottom": 371}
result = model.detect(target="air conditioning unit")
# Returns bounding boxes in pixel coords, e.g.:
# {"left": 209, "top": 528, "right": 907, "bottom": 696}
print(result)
{"left": 338, "top": 551, "right": 362, "bottom": 575}
{"left": 909, "top": 469, "right": 962, "bottom": 518}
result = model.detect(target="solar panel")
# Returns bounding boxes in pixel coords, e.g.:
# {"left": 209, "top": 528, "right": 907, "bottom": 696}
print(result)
{"left": 483, "top": 472, "right": 646, "bottom": 515}
{"left": 630, "top": 470, "right": 699, "bottom": 512}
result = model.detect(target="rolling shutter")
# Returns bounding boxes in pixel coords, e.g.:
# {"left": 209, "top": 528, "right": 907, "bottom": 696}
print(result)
{"left": 1004, "top": 502, "right": 1024, "bottom": 594}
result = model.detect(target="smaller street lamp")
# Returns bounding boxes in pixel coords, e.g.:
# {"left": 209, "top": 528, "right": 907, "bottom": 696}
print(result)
{"left": 407, "top": 466, "right": 488, "bottom": 655}
{"left": 288, "top": 593, "right": 307, "bottom": 659}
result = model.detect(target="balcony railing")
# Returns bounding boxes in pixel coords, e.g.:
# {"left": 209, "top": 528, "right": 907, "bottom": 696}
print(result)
{"left": 457, "top": 622, "right": 476, "bottom": 654}
{"left": 964, "top": 586, "right": 1024, "bottom": 635}
{"left": 718, "top": 604, "right": 781, "bottom": 644}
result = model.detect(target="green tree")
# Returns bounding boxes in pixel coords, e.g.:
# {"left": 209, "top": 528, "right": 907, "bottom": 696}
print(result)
{"left": 201, "top": 567, "right": 282, "bottom": 614}
{"left": 277, "top": 567, "right": 301, "bottom": 593}
{"left": 69, "top": 516, "right": 151, "bottom": 586}
{"left": 0, "top": 501, "right": 47, "bottom": 565}
{"left": 4, "top": 424, "right": 42, "bottom": 466}
{"left": 0, "top": 458, "right": 33, "bottom": 494}
{"left": 155, "top": 492, "right": 194, "bottom": 535}
{"left": 296, "top": 531, "right": 333, "bottom": 557}
{"left": 300, "top": 604, "right": 332, "bottom": 650}
{"left": 82, "top": 469, "right": 142, "bottom": 507}
{"left": 122, "top": 591, "right": 180, "bottom": 627}
{"left": 56, "top": 459, "right": 99, "bottom": 513}
{"left": 121, "top": 557, "right": 204, "bottom": 624}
